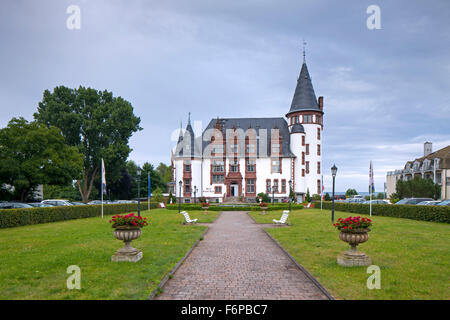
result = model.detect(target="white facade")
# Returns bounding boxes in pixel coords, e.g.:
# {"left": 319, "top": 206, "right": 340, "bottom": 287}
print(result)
{"left": 171, "top": 60, "right": 324, "bottom": 203}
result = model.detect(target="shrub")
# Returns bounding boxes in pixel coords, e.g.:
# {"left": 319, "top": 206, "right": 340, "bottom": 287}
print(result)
{"left": 321, "top": 202, "right": 450, "bottom": 223}
{"left": 333, "top": 216, "right": 373, "bottom": 233}
{"left": 165, "top": 203, "right": 304, "bottom": 212}
{"left": 109, "top": 213, "right": 149, "bottom": 228}
{"left": 256, "top": 193, "right": 270, "bottom": 203}
{"left": 0, "top": 201, "right": 159, "bottom": 229}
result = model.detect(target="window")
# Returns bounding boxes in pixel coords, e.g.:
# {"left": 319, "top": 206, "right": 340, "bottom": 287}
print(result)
{"left": 273, "top": 180, "right": 279, "bottom": 193}
{"left": 306, "top": 144, "right": 309, "bottom": 155}
{"left": 302, "top": 136, "right": 305, "bottom": 146}
{"left": 304, "top": 115, "right": 313, "bottom": 123}
{"left": 230, "top": 144, "right": 238, "bottom": 153}
{"left": 212, "top": 160, "right": 224, "bottom": 172}
{"left": 215, "top": 186, "right": 222, "bottom": 193}
{"left": 230, "top": 159, "right": 239, "bottom": 172}
{"left": 184, "top": 160, "right": 191, "bottom": 172}
{"left": 306, "top": 161, "right": 309, "bottom": 174}
{"left": 246, "top": 179, "right": 255, "bottom": 193}
{"left": 295, "top": 116, "right": 299, "bottom": 123}
{"left": 212, "top": 145, "right": 224, "bottom": 154}
{"left": 317, "top": 161, "right": 321, "bottom": 174}
{"left": 184, "top": 179, "right": 191, "bottom": 193}
{"left": 302, "top": 169, "right": 305, "bottom": 177}
{"left": 246, "top": 159, "right": 255, "bottom": 172}
{"left": 246, "top": 144, "right": 255, "bottom": 153}
{"left": 317, "top": 180, "right": 321, "bottom": 195}
{"left": 317, "top": 128, "right": 321, "bottom": 140}
{"left": 317, "top": 144, "right": 321, "bottom": 156}
{"left": 272, "top": 143, "right": 280, "bottom": 155}
{"left": 302, "top": 152, "right": 305, "bottom": 165}
{"left": 212, "top": 175, "right": 224, "bottom": 183}
{"left": 271, "top": 159, "right": 280, "bottom": 173}
{"left": 266, "top": 180, "right": 271, "bottom": 193}
{"left": 281, "top": 180, "right": 286, "bottom": 193}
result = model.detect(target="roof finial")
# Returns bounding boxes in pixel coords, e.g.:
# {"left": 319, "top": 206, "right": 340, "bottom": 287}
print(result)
{"left": 302, "top": 39, "right": 307, "bottom": 64}
{"left": 188, "top": 112, "right": 191, "bottom": 125}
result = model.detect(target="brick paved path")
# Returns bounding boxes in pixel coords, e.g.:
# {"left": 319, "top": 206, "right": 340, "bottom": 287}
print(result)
{"left": 155, "top": 211, "right": 329, "bottom": 300}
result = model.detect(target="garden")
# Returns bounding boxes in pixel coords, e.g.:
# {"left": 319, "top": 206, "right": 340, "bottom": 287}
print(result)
{"left": 0, "top": 208, "right": 218, "bottom": 299}
{"left": 249, "top": 208, "right": 450, "bottom": 299}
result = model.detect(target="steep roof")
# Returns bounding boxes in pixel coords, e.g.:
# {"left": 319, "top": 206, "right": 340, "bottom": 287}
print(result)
{"left": 287, "top": 62, "right": 320, "bottom": 115}
{"left": 202, "top": 117, "right": 295, "bottom": 158}
{"left": 414, "top": 145, "right": 450, "bottom": 169}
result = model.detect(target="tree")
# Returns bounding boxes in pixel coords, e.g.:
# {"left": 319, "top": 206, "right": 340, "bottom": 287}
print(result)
{"left": 376, "top": 192, "right": 385, "bottom": 199}
{"left": 324, "top": 192, "right": 331, "bottom": 201}
{"left": 345, "top": 188, "right": 358, "bottom": 197}
{"left": 256, "top": 192, "right": 270, "bottom": 203}
{"left": 395, "top": 176, "right": 441, "bottom": 200}
{"left": 312, "top": 194, "right": 321, "bottom": 201}
{"left": 34, "top": 86, "right": 142, "bottom": 202}
{"left": 305, "top": 188, "right": 311, "bottom": 202}
{"left": 0, "top": 118, "right": 83, "bottom": 201}
{"left": 156, "top": 162, "right": 172, "bottom": 186}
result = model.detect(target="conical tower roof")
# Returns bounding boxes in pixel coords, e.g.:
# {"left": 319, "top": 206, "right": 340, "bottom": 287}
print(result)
{"left": 287, "top": 62, "right": 320, "bottom": 115}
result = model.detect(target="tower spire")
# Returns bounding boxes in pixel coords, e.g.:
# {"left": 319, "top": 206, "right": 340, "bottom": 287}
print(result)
{"left": 188, "top": 112, "right": 191, "bottom": 125}
{"left": 302, "top": 39, "right": 307, "bottom": 64}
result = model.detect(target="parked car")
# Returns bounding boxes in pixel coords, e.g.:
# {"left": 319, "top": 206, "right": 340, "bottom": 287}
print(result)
{"left": 437, "top": 199, "right": 450, "bottom": 206}
{"left": 88, "top": 200, "right": 102, "bottom": 205}
{"left": 28, "top": 202, "right": 53, "bottom": 207}
{"left": 0, "top": 202, "right": 33, "bottom": 209}
{"left": 348, "top": 198, "right": 366, "bottom": 203}
{"left": 41, "top": 199, "right": 74, "bottom": 206}
{"left": 395, "top": 198, "right": 433, "bottom": 205}
{"left": 363, "top": 200, "right": 390, "bottom": 205}
{"left": 416, "top": 200, "right": 442, "bottom": 206}
{"left": 71, "top": 202, "right": 86, "bottom": 206}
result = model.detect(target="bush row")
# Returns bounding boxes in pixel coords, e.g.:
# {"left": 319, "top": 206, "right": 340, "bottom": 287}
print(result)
{"left": 0, "top": 201, "right": 159, "bottom": 229}
{"left": 320, "top": 202, "right": 450, "bottom": 223}
{"left": 166, "top": 203, "right": 304, "bottom": 212}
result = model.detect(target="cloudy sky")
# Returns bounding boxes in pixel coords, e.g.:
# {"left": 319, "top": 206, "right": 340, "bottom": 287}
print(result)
{"left": 1, "top": 0, "right": 449, "bottom": 192}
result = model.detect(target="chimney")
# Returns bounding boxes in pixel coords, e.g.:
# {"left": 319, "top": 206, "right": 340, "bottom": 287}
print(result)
{"left": 424, "top": 142, "right": 432, "bottom": 156}
{"left": 318, "top": 96, "right": 324, "bottom": 111}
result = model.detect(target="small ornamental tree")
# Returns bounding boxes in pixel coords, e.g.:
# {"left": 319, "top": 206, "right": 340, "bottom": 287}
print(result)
{"left": 305, "top": 188, "right": 311, "bottom": 203}
{"left": 324, "top": 192, "right": 331, "bottom": 201}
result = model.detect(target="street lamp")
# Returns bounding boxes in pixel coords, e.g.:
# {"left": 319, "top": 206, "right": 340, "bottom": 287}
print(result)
{"left": 178, "top": 180, "right": 182, "bottom": 214}
{"left": 288, "top": 180, "right": 292, "bottom": 211}
{"left": 331, "top": 164, "right": 338, "bottom": 223}
{"left": 272, "top": 185, "right": 276, "bottom": 205}
{"left": 194, "top": 186, "right": 198, "bottom": 204}
{"left": 137, "top": 167, "right": 142, "bottom": 217}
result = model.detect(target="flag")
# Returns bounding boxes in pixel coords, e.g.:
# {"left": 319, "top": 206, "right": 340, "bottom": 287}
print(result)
{"left": 369, "top": 160, "right": 375, "bottom": 194}
{"left": 101, "top": 158, "right": 107, "bottom": 195}
{"left": 148, "top": 171, "right": 152, "bottom": 197}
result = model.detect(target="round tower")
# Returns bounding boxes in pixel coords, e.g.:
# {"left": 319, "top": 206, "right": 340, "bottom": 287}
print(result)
{"left": 287, "top": 60, "right": 324, "bottom": 200}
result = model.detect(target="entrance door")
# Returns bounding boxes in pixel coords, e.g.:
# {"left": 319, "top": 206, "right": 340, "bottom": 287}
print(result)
{"left": 230, "top": 184, "right": 238, "bottom": 196}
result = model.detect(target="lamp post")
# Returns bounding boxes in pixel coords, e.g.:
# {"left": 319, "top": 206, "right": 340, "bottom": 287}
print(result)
{"left": 137, "top": 167, "right": 142, "bottom": 217}
{"left": 178, "top": 180, "right": 182, "bottom": 214}
{"left": 331, "top": 164, "right": 338, "bottom": 223}
{"left": 194, "top": 186, "right": 198, "bottom": 204}
{"left": 272, "top": 185, "right": 275, "bottom": 205}
{"left": 289, "top": 180, "right": 292, "bottom": 211}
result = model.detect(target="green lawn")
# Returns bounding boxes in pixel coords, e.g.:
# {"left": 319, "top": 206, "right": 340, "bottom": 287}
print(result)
{"left": 0, "top": 209, "right": 219, "bottom": 300}
{"left": 249, "top": 209, "right": 450, "bottom": 300}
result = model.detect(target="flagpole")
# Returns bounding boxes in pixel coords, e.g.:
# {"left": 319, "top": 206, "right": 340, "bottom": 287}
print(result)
{"left": 148, "top": 171, "right": 150, "bottom": 211}
{"left": 369, "top": 161, "right": 372, "bottom": 217}
{"left": 320, "top": 175, "right": 323, "bottom": 211}
{"left": 101, "top": 159, "right": 104, "bottom": 219}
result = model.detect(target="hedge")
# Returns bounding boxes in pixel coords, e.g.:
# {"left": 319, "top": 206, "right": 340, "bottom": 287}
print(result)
{"left": 166, "top": 203, "right": 304, "bottom": 212}
{"left": 0, "top": 201, "right": 159, "bottom": 229}
{"left": 320, "top": 202, "right": 450, "bottom": 223}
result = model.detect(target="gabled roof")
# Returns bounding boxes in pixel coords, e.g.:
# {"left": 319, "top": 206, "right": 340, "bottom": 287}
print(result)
{"left": 287, "top": 62, "right": 320, "bottom": 115}
{"left": 202, "top": 117, "right": 295, "bottom": 158}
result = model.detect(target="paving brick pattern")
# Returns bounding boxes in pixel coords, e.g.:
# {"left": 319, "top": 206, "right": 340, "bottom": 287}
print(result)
{"left": 156, "top": 211, "right": 329, "bottom": 300}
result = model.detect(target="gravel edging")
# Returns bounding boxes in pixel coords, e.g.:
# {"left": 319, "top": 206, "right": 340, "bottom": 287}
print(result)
{"left": 148, "top": 211, "right": 222, "bottom": 300}
{"left": 246, "top": 212, "right": 335, "bottom": 300}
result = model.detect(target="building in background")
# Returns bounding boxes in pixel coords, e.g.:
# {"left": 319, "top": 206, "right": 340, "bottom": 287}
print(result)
{"left": 386, "top": 143, "right": 450, "bottom": 200}
{"left": 171, "top": 56, "right": 324, "bottom": 203}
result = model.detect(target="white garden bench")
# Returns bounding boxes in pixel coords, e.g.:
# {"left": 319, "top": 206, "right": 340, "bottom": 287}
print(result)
{"left": 273, "top": 211, "right": 290, "bottom": 225}
{"left": 181, "top": 211, "right": 198, "bottom": 224}
{"left": 159, "top": 202, "right": 166, "bottom": 208}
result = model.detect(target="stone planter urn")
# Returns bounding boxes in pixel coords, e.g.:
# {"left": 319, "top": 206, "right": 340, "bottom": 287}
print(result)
{"left": 260, "top": 206, "right": 268, "bottom": 215}
{"left": 201, "top": 203, "right": 209, "bottom": 214}
{"left": 111, "top": 227, "right": 143, "bottom": 262}
{"left": 337, "top": 229, "right": 371, "bottom": 267}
